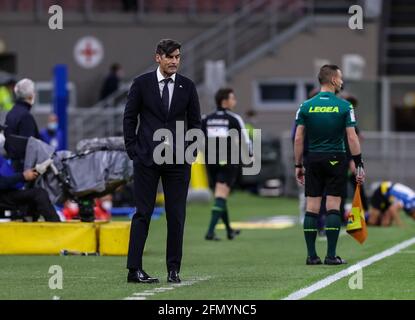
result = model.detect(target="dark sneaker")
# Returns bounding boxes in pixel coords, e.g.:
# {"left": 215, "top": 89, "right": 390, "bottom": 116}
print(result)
{"left": 227, "top": 229, "right": 241, "bottom": 240}
{"left": 306, "top": 256, "right": 322, "bottom": 265}
{"left": 205, "top": 233, "right": 221, "bottom": 241}
{"left": 324, "top": 256, "right": 347, "bottom": 265}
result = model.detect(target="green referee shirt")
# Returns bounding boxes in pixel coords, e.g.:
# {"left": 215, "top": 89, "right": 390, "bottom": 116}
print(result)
{"left": 295, "top": 91, "right": 356, "bottom": 153}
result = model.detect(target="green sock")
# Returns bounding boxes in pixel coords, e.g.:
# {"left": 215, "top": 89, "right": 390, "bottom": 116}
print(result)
{"left": 303, "top": 212, "right": 318, "bottom": 257}
{"left": 222, "top": 210, "right": 232, "bottom": 233}
{"left": 219, "top": 199, "right": 232, "bottom": 233}
{"left": 325, "top": 210, "right": 341, "bottom": 258}
{"left": 207, "top": 197, "right": 226, "bottom": 236}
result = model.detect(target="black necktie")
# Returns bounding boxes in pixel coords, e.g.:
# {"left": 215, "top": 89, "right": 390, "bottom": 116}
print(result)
{"left": 161, "top": 78, "right": 171, "bottom": 113}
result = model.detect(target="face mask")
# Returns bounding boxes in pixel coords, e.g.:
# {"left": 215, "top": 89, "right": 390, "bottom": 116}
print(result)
{"left": 48, "top": 122, "right": 58, "bottom": 131}
{"left": 0, "top": 133, "right": 5, "bottom": 149}
{"left": 101, "top": 200, "right": 113, "bottom": 212}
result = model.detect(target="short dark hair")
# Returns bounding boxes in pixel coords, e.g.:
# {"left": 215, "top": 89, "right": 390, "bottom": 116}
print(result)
{"left": 110, "top": 63, "right": 121, "bottom": 73}
{"left": 156, "top": 39, "right": 181, "bottom": 56}
{"left": 215, "top": 88, "right": 234, "bottom": 108}
{"left": 318, "top": 64, "right": 340, "bottom": 85}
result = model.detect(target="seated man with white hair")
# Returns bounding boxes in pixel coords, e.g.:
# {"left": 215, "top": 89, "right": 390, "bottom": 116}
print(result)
{"left": 4, "top": 78, "right": 40, "bottom": 172}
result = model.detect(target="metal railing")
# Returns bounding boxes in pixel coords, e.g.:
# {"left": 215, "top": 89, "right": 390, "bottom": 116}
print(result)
{"left": 178, "top": 0, "right": 307, "bottom": 84}
{"left": 86, "top": 0, "right": 307, "bottom": 109}
{"left": 68, "top": 105, "right": 125, "bottom": 148}
{"left": 281, "top": 131, "right": 415, "bottom": 197}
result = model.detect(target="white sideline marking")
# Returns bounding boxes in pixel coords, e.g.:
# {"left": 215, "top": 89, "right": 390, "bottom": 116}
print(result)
{"left": 133, "top": 292, "right": 155, "bottom": 296}
{"left": 123, "top": 276, "right": 210, "bottom": 300}
{"left": 124, "top": 297, "right": 146, "bottom": 300}
{"left": 283, "top": 237, "right": 415, "bottom": 300}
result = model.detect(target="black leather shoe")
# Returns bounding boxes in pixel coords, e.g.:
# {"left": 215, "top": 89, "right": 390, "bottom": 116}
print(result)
{"left": 167, "top": 270, "right": 181, "bottom": 283}
{"left": 227, "top": 228, "right": 241, "bottom": 240}
{"left": 205, "top": 233, "right": 221, "bottom": 241}
{"left": 306, "top": 256, "right": 322, "bottom": 265}
{"left": 324, "top": 256, "right": 347, "bottom": 265}
{"left": 127, "top": 269, "right": 159, "bottom": 283}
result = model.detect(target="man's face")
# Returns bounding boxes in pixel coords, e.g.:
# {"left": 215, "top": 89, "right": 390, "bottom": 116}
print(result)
{"left": 156, "top": 49, "right": 181, "bottom": 76}
{"left": 333, "top": 70, "right": 343, "bottom": 94}
{"left": 48, "top": 114, "right": 58, "bottom": 124}
{"left": 29, "top": 93, "right": 36, "bottom": 106}
{"left": 223, "top": 93, "right": 237, "bottom": 110}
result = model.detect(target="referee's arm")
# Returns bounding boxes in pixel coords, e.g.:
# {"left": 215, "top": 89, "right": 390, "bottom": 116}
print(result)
{"left": 294, "top": 125, "right": 305, "bottom": 166}
{"left": 346, "top": 127, "right": 361, "bottom": 156}
{"left": 346, "top": 127, "right": 365, "bottom": 184}
{"left": 294, "top": 125, "right": 305, "bottom": 185}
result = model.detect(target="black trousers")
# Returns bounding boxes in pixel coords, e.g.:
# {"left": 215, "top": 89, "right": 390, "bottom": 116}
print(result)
{"left": 0, "top": 188, "right": 60, "bottom": 222}
{"left": 127, "top": 161, "right": 191, "bottom": 272}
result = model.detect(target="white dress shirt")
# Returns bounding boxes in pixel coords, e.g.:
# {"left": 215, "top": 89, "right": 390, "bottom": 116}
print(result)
{"left": 157, "top": 67, "right": 176, "bottom": 110}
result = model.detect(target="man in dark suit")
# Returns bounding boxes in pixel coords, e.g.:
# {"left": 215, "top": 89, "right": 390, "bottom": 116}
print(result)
{"left": 123, "top": 39, "right": 201, "bottom": 284}
{"left": 4, "top": 78, "right": 40, "bottom": 172}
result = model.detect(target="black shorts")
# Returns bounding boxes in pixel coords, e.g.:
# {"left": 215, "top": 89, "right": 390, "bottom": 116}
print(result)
{"left": 206, "top": 164, "right": 240, "bottom": 189}
{"left": 370, "top": 187, "right": 391, "bottom": 212}
{"left": 305, "top": 153, "right": 348, "bottom": 197}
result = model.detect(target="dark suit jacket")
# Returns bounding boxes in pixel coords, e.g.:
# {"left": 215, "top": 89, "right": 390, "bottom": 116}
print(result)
{"left": 123, "top": 70, "right": 201, "bottom": 166}
{"left": 4, "top": 100, "right": 40, "bottom": 161}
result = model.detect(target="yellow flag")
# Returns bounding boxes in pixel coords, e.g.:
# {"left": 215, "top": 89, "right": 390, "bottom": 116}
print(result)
{"left": 346, "top": 184, "right": 368, "bottom": 244}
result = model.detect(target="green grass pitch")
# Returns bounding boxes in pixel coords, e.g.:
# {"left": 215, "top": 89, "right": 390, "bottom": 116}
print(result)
{"left": 0, "top": 191, "right": 414, "bottom": 300}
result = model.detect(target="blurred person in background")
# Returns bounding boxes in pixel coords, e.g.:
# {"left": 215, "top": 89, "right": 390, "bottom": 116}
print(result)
{"left": 40, "top": 113, "right": 64, "bottom": 151}
{"left": 0, "top": 78, "right": 16, "bottom": 126}
{"left": 94, "top": 195, "right": 113, "bottom": 221}
{"left": 0, "top": 78, "right": 16, "bottom": 113}
{"left": 244, "top": 109, "right": 257, "bottom": 141}
{"left": 368, "top": 181, "right": 415, "bottom": 227}
{"left": 202, "top": 88, "right": 251, "bottom": 241}
{"left": 100, "top": 63, "right": 124, "bottom": 101}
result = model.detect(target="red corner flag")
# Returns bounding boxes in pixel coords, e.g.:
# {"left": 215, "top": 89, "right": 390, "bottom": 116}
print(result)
{"left": 346, "top": 184, "right": 368, "bottom": 244}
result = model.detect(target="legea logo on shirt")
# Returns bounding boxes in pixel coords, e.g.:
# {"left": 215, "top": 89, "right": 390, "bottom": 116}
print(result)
{"left": 308, "top": 106, "right": 339, "bottom": 113}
